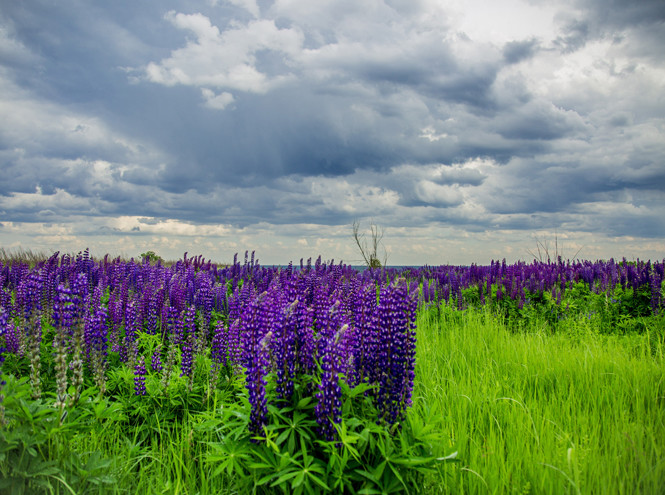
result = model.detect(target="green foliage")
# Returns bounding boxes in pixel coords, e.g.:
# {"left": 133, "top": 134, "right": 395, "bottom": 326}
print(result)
{"left": 202, "top": 375, "right": 454, "bottom": 494}
{"left": 139, "top": 251, "right": 163, "bottom": 264}
{"left": 0, "top": 375, "right": 119, "bottom": 494}
{"left": 452, "top": 280, "right": 664, "bottom": 335}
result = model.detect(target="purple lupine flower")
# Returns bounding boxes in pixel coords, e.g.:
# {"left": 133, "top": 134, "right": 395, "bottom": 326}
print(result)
{"left": 373, "top": 282, "right": 418, "bottom": 427}
{"left": 123, "top": 300, "right": 140, "bottom": 363}
{"left": 180, "top": 306, "right": 196, "bottom": 380}
{"left": 211, "top": 320, "right": 228, "bottom": 368}
{"left": 134, "top": 355, "right": 147, "bottom": 396}
{"left": 166, "top": 306, "right": 183, "bottom": 345}
{"left": 271, "top": 296, "right": 297, "bottom": 401}
{"left": 2, "top": 320, "right": 21, "bottom": 355}
{"left": 315, "top": 349, "right": 343, "bottom": 441}
{"left": 246, "top": 330, "right": 271, "bottom": 438}
{"left": 85, "top": 303, "right": 108, "bottom": 367}
{"left": 0, "top": 345, "right": 6, "bottom": 424}
{"left": 183, "top": 306, "right": 196, "bottom": 342}
{"left": 151, "top": 347, "right": 163, "bottom": 373}
{"left": 649, "top": 268, "right": 662, "bottom": 314}
{"left": 351, "top": 284, "right": 379, "bottom": 387}
{"left": 180, "top": 341, "right": 193, "bottom": 378}
{"left": 240, "top": 294, "right": 271, "bottom": 437}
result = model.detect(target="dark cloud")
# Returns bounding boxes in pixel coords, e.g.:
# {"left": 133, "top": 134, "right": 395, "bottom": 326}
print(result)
{"left": 503, "top": 39, "right": 539, "bottom": 64}
{"left": 581, "top": 0, "right": 665, "bottom": 28}
{"left": 0, "top": 0, "right": 663, "bottom": 261}
{"left": 497, "top": 102, "right": 587, "bottom": 140}
{"left": 554, "top": 19, "right": 590, "bottom": 53}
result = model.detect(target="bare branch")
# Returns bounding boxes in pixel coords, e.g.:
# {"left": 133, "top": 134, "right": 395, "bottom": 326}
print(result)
{"left": 352, "top": 220, "right": 387, "bottom": 268}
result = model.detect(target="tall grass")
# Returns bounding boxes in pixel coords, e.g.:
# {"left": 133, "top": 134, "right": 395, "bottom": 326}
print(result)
{"left": 0, "top": 247, "right": 51, "bottom": 267}
{"left": 416, "top": 305, "right": 665, "bottom": 494}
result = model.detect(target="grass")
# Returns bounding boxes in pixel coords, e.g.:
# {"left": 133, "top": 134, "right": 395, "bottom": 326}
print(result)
{"left": 415, "top": 304, "right": 665, "bottom": 494}
{"left": 0, "top": 247, "right": 53, "bottom": 267}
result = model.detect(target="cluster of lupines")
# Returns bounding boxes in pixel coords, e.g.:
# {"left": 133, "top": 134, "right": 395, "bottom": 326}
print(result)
{"left": 406, "top": 258, "right": 665, "bottom": 314}
{"left": 0, "top": 250, "right": 662, "bottom": 441}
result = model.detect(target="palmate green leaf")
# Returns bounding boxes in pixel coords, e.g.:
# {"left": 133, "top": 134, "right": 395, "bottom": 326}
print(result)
{"left": 387, "top": 462, "right": 407, "bottom": 489}
{"left": 307, "top": 471, "right": 330, "bottom": 492}
{"left": 18, "top": 401, "right": 33, "bottom": 422}
{"left": 275, "top": 427, "right": 291, "bottom": 447}
{"left": 356, "top": 469, "right": 379, "bottom": 484}
{"left": 357, "top": 488, "right": 382, "bottom": 495}
{"left": 333, "top": 421, "right": 362, "bottom": 462}
{"left": 206, "top": 440, "right": 252, "bottom": 478}
{"left": 373, "top": 460, "right": 387, "bottom": 480}
{"left": 291, "top": 470, "right": 306, "bottom": 489}
{"left": 256, "top": 470, "right": 278, "bottom": 486}
{"left": 270, "top": 468, "right": 301, "bottom": 487}
{"left": 296, "top": 396, "right": 313, "bottom": 409}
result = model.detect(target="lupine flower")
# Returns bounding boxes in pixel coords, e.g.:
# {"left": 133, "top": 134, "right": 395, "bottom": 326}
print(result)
{"left": 151, "top": 347, "right": 163, "bottom": 373}
{"left": 134, "top": 355, "right": 147, "bottom": 396}
{"left": 240, "top": 295, "right": 271, "bottom": 438}
{"left": 0, "top": 345, "right": 6, "bottom": 424}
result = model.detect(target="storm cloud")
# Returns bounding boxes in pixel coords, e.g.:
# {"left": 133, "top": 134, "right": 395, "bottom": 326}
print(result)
{"left": 0, "top": 0, "right": 663, "bottom": 264}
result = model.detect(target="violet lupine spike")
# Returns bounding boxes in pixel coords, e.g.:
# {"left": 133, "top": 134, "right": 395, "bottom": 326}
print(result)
{"left": 183, "top": 306, "right": 196, "bottom": 344}
{"left": 180, "top": 340, "right": 194, "bottom": 379}
{"left": 108, "top": 289, "right": 123, "bottom": 353}
{"left": 240, "top": 294, "right": 271, "bottom": 437}
{"left": 211, "top": 320, "right": 228, "bottom": 368}
{"left": 2, "top": 320, "right": 21, "bottom": 356}
{"left": 226, "top": 318, "right": 242, "bottom": 368}
{"left": 123, "top": 300, "right": 140, "bottom": 363}
{"left": 134, "top": 355, "right": 147, "bottom": 396}
{"left": 351, "top": 284, "right": 379, "bottom": 387}
{"left": 292, "top": 300, "right": 316, "bottom": 375}
{"left": 166, "top": 306, "right": 183, "bottom": 345}
{"left": 180, "top": 306, "right": 196, "bottom": 383}
{"left": 313, "top": 297, "right": 351, "bottom": 440}
{"left": 0, "top": 345, "right": 6, "bottom": 425}
{"left": 272, "top": 296, "right": 297, "bottom": 401}
{"left": 151, "top": 347, "right": 163, "bottom": 373}
{"left": 315, "top": 345, "right": 342, "bottom": 441}
{"left": 246, "top": 331, "right": 271, "bottom": 438}
{"left": 373, "top": 282, "right": 418, "bottom": 427}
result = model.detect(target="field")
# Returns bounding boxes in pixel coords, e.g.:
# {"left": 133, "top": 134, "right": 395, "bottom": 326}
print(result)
{"left": 0, "top": 250, "right": 663, "bottom": 494}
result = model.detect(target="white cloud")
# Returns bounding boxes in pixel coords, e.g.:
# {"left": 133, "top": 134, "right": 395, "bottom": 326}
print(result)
{"left": 201, "top": 88, "right": 235, "bottom": 109}
{"left": 414, "top": 181, "right": 463, "bottom": 206}
{"left": 227, "top": 0, "right": 260, "bottom": 18}
{"left": 310, "top": 178, "right": 399, "bottom": 215}
{"left": 144, "top": 13, "right": 303, "bottom": 94}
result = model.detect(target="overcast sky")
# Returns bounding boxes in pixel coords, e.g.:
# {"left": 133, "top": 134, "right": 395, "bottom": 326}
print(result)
{"left": 1, "top": 0, "right": 664, "bottom": 265}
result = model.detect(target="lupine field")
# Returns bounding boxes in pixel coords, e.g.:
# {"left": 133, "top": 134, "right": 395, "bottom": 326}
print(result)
{"left": 0, "top": 250, "right": 663, "bottom": 494}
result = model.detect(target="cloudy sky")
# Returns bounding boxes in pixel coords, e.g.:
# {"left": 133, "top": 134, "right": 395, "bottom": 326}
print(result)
{"left": 1, "top": 0, "right": 664, "bottom": 265}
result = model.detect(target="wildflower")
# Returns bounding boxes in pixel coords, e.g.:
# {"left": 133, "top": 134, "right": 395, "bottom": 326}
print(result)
{"left": 134, "top": 356, "right": 147, "bottom": 396}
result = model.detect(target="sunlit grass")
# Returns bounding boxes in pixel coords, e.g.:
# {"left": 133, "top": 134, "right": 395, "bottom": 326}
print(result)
{"left": 415, "top": 305, "right": 665, "bottom": 494}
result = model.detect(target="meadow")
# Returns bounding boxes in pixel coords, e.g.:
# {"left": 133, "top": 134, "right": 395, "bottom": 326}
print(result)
{"left": 0, "top": 250, "right": 663, "bottom": 494}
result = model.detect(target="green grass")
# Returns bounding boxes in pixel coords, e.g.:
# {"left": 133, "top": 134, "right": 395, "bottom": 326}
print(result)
{"left": 415, "top": 305, "right": 665, "bottom": 494}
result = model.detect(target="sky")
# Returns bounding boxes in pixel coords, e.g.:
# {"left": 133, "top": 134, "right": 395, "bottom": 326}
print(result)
{"left": 1, "top": 0, "right": 664, "bottom": 266}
